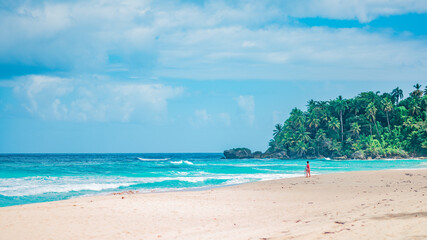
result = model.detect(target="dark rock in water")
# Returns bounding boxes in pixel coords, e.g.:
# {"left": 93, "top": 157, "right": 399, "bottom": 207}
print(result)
{"left": 262, "top": 151, "right": 288, "bottom": 159}
{"left": 351, "top": 150, "right": 365, "bottom": 159}
{"left": 252, "top": 151, "right": 263, "bottom": 158}
{"left": 223, "top": 148, "right": 253, "bottom": 159}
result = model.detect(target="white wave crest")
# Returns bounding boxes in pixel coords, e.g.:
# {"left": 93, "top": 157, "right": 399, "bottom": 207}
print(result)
{"left": 0, "top": 173, "right": 303, "bottom": 197}
{"left": 170, "top": 160, "right": 193, "bottom": 165}
{"left": 0, "top": 176, "right": 136, "bottom": 197}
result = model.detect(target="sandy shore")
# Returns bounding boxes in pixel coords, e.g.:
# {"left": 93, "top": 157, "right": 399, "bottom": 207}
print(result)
{"left": 1, "top": 169, "right": 426, "bottom": 240}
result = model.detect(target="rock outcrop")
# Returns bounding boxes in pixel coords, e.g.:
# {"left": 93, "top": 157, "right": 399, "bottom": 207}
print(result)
{"left": 223, "top": 148, "right": 289, "bottom": 159}
{"left": 252, "top": 151, "right": 263, "bottom": 158}
{"left": 223, "top": 147, "right": 414, "bottom": 160}
{"left": 262, "top": 151, "right": 288, "bottom": 159}
{"left": 223, "top": 148, "right": 253, "bottom": 159}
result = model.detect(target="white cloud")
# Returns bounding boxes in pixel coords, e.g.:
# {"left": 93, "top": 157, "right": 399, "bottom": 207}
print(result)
{"left": 236, "top": 95, "right": 255, "bottom": 126}
{"left": 1, "top": 0, "right": 427, "bottom": 81}
{"left": 190, "top": 109, "right": 231, "bottom": 127}
{"left": 242, "top": 41, "right": 256, "bottom": 48}
{"left": 12, "top": 75, "right": 183, "bottom": 122}
{"left": 157, "top": 26, "right": 427, "bottom": 81}
{"left": 190, "top": 109, "right": 212, "bottom": 127}
{"left": 283, "top": 0, "right": 427, "bottom": 23}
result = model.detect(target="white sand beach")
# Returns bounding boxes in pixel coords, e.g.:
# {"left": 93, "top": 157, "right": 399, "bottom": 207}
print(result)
{"left": 0, "top": 169, "right": 426, "bottom": 240}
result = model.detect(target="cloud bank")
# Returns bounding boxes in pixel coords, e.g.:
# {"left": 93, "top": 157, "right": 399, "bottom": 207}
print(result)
{"left": 282, "top": 0, "right": 427, "bottom": 23}
{"left": 1, "top": 0, "right": 426, "bottom": 81}
{"left": 12, "top": 75, "right": 183, "bottom": 122}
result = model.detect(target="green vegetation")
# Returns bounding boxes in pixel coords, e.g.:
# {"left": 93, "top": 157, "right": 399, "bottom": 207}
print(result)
{"left": 267, "top": 84, "right": 427, "bottom": 159}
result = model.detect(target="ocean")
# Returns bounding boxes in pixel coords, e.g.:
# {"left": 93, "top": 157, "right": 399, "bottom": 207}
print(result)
{"left": 1, "top": 153, "right": 426, "bottom": 207}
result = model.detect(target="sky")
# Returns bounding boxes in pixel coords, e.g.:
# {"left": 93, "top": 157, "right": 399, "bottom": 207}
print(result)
{"left": 0, "top": 0, "right": 426, "bottom": 153}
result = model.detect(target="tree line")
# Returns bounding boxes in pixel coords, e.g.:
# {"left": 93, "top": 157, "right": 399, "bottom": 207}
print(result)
{"left": 268, "top": 84, "right": 427, "bottom": 159}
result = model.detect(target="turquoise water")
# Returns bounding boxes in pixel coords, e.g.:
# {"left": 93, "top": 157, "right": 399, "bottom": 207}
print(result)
{"left": 1, "top": 153, "right": 426, "bottom": 207}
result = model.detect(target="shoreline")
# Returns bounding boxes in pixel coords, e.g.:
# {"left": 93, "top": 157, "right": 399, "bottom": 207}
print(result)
{"left": 3, "top": 165, "right": 427, "bottom": 208}
{"left": 1, "top": 169, "right": 426, "bottom": 239}
{"left": 101, "top": 167, "right": 427, "bottom": 202}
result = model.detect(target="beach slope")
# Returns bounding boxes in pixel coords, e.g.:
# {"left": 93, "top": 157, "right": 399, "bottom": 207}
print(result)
{"left": 1, "top": 169, "right": 426, "bottom": 239}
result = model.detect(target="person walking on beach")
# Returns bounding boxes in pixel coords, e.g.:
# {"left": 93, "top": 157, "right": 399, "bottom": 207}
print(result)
{"left": 305, "top": 161, "right": 311, "bottom": 178}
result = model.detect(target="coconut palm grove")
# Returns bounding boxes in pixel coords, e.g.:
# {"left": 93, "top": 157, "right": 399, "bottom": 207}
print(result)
{"left": 266, "top": 84, "right": 427, "bottom": 159}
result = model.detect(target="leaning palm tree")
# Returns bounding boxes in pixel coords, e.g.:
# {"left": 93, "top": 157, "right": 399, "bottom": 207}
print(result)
{"left": 391, "top": 87, "right": 403, "bottom": 104}
{"left": 273, "top": 123, "right": 282, "bottom": 138}
{"left": 366, "top": 102, "right": 380, "bottom": 137}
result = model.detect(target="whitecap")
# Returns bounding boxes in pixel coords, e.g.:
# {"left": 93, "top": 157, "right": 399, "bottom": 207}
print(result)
{"left": 0, "top": 176, "right": 155, "bottom": 197}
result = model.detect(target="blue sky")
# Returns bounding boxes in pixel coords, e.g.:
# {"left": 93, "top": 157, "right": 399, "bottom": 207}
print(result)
{"left": 0, "top": 0, "right": 426, "bottom": 153}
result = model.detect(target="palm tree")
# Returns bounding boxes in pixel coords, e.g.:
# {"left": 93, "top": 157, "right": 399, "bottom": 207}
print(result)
{"left": 351, "top": 122, "right": 361, "bottom": 139}
{"left": 320, "top": 110, "right": 329, "bottom": 123}
{"left": 333, "top": 96, "right": 347, "bottom": 143}
{"left": 308, "top": 114, "right": 320, "bottom": 130}
{"left": 328, "top": 117, "right": 340, "bottom": 132}
{"left": 289, "top": 108, "right": 305, "bottom": 128}
{"left": 349, "top": 99, "right": 361, "bottom": 116}
{"left": 297, "top": 128, "right": 311, "bottom": 142}
{"left": 307, "top": 99, "right": 317, "bottom": 112}
{"left": 408, "top": 98, "right": 421, "bottom": 116}
{"left": 366, "top": 102, "right": 380, "bottom": 137}
{"left": 295, "top": 141, "right": 308, "bottom": 157}
{"left": 411, "top": 83, "right": 423, "bottom": 98}
{"left": 424, "top": 86, "right": 427, "bottom": 96}
{"left": 364, "top": 115, "right": 373, "bottom": 136}
{"left": 273, "top": 123, "right": 282, "bottom": 138}
{"left": 421, "top": 96, "right": 427, "bottom": 121}
{"left": 382, "top": 98, "right": 393, "bottom": 131}
{"left": 391, "top": 87, "right": 403, "bottom": 104}
{"left": 315, "top": 129, "right": 326, "bottom": 156}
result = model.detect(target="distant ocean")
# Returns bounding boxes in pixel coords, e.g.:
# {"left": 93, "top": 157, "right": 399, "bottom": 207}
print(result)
{"left": 1, "top": 153, "right": 426, "bottom": 207}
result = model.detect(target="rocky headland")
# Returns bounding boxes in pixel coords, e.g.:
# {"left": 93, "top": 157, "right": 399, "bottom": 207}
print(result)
{"left": 223, "top": 147, "right": 425, "bottom": 160}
